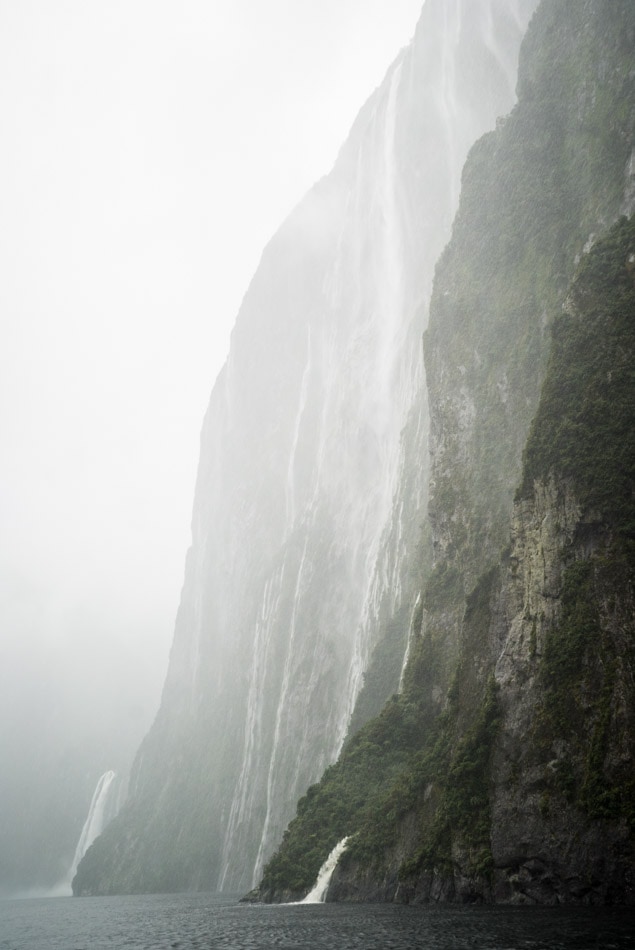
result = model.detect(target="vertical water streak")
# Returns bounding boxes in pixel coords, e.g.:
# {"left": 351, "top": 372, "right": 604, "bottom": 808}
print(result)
{"left": 252, "top": 539, "right": 310, "bottom": 886}
{"left": 335, "top": 60, "right": 405, "bottom": 753}
{"left": 378, "top": 60, "right": 405, "bottom": 414}
{"left": 218, "top": 564, "right": 286, "bottom": 889}
{"left": 285, "top": 329, "right": 312, "bottom": 536}
{"left": 482, "top": 0, "right": 528, "bottom": 94}
{"left": 439, "top": 0, "right": 462, "bottom": 215}
{"left": 68, "top": 770, "right": 116, "bottom": 885}
{"left": 398, "top": 592, "right": 422, "bottom": 692}
{"left": 301, "top": 837, "right": 350, "bottom": 903}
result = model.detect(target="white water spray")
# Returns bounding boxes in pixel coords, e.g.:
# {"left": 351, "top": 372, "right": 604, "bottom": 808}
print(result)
{"left": 68, "top": 770, "right": 117, "bottom": 885}
{"left": 301, "top": 837, "right": 349, "bottom": 903}
{"left": 398, "top": 591, "right": 422, "bottom": 692}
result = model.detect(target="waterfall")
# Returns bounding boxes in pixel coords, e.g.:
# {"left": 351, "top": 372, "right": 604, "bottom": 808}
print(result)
{"left": 71, "top": 0, "right": 541, "bottom": 898}
{"left": 301, "top": 837, "right": 349, "bottom": 904}
{"left": 67, "top": 770, "right": 117, "bottom": 886}
{"left": 252, "top": 540, "right": 310, "bottom": 884}
{"left": 218, "top": 560, "right": 289, "bottom": 890}
{"left": 186, "top": 0, "right": 538, "bottom": 890}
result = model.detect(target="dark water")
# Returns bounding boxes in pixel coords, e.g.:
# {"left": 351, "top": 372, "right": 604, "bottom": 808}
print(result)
{"left": 1, "top": 893, "right": 634, "bottom": 950}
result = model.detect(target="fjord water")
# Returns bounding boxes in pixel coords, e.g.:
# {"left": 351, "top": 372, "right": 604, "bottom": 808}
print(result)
{"left": 2, "top": 895, "right": 634, "bottom": 950}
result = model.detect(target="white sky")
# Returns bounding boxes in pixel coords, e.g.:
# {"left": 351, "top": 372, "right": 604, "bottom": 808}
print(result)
{"left": 0, "top": 1, "right": 423, "bottom": 778}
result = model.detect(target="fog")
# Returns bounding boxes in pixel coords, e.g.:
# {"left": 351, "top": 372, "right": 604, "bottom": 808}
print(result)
{"left": 0, "top": 0, "right": 422, "bottom": 892}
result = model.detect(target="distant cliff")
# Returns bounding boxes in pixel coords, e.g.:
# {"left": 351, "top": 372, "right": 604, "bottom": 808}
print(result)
{"left": 73, "top": 0, "right": 538, "bottom": 896}
{"left": 254, "top": 0, "right": 635, "bottom": 905}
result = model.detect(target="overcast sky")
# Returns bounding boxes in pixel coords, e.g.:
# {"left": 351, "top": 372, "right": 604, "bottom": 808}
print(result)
{"left": 0, "top": 1, "right": 423, "bottom": 784}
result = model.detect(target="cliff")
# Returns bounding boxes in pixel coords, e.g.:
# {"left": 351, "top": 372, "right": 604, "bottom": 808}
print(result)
{"left": 73, "top": 0, "right": 537, "bottom": 896}
{"left": 254, "top": 0, "right": 635, "bottom": 904}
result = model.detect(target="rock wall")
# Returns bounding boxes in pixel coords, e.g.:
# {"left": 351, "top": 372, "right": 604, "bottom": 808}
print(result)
{"left": 255, "top": 0, "right": 635, "bottom": 905}
{"left": 73, "top": 0, "right": 537, "bottom": 896}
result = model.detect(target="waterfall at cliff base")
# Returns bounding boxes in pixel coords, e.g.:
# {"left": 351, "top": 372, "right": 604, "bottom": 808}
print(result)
{"left": 65, "top": 771, "right": 117, "bottom": 891}
{"left": 301, "top": 838, "right": 350, "bottom": 904}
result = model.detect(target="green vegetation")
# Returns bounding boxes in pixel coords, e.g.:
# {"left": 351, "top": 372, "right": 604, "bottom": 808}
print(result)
{"left": 426, "top": 0, "right": 635, "bottom": 587}
{"left": 522, "top": 218, "right": 635, "bottom": 832}
{"left": 399, "top": 676, "right": 500, "bottom": 883}
{"left": 259, "top": 695, "right": 431, "bottom": 895}
{"left": 424, "top": 562, "right": 463, "bottom": 613}
{"left": 538, "top": 560, "right": 598, "bottom": 732}
{"left": 532, "top": 550, "right": 635, "bottom": 829}
{"left": 348, "top": 604, "right": 419, "bottom": 738}
{"left": 520, "top": 216, "right": 635, "bottom": 539}
{"left": 258, "top": 4, "right": 635, "bottom": 901}
{"left": 260, "top": 565, "right": 501, "bottom": 896}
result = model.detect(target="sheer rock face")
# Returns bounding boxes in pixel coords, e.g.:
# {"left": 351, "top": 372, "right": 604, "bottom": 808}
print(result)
{"left": 417, "top": 0, "right": 635, "bottom": 717}
{"left": 253, "top": 0, "right": 633, "bottom": 908}
{"left": 73, "top": 0, "right": 537, "bottom": 897}
{"left": 490, "top": 479, "right": 635, "bottom": 904}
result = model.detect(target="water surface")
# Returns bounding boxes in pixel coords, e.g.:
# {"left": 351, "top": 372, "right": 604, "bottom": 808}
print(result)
{"left": 1, "top": 893, "right": 634, "bottom": 950}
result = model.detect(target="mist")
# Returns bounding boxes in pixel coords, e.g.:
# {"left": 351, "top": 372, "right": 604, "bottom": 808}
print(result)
{"left": 0, "top": 0, "right": 422, "bottom": 894}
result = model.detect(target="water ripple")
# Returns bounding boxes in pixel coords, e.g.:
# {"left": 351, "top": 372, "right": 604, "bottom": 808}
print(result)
{"left": 1, "top": 894, "right": 634, "bottom": 950}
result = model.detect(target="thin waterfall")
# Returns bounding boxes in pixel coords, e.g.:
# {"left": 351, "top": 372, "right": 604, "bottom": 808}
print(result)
{"left": 68, "top": 771, "right": 117, "bottom": 885}
{"left": 252, "top": 540, "right": 310, "bottom": 886}
{"left": 398, "top": 591, "right": 422, "bottom": 693}
{"left": 301, "top": 837, "right": 350, "bottom": 903}
{"left": 218, "top": 562, "right": 288, "bottom": 890}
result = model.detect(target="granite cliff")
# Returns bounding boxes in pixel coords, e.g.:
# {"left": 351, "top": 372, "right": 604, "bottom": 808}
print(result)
{"left": 254, "top": 0, "right": 635, "bottom": 905}
{"left": 74, "top": 0, "right": 634, "bottom": 904}
{"left": 74, "top": 0, "right": 538, "bottom": 896}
